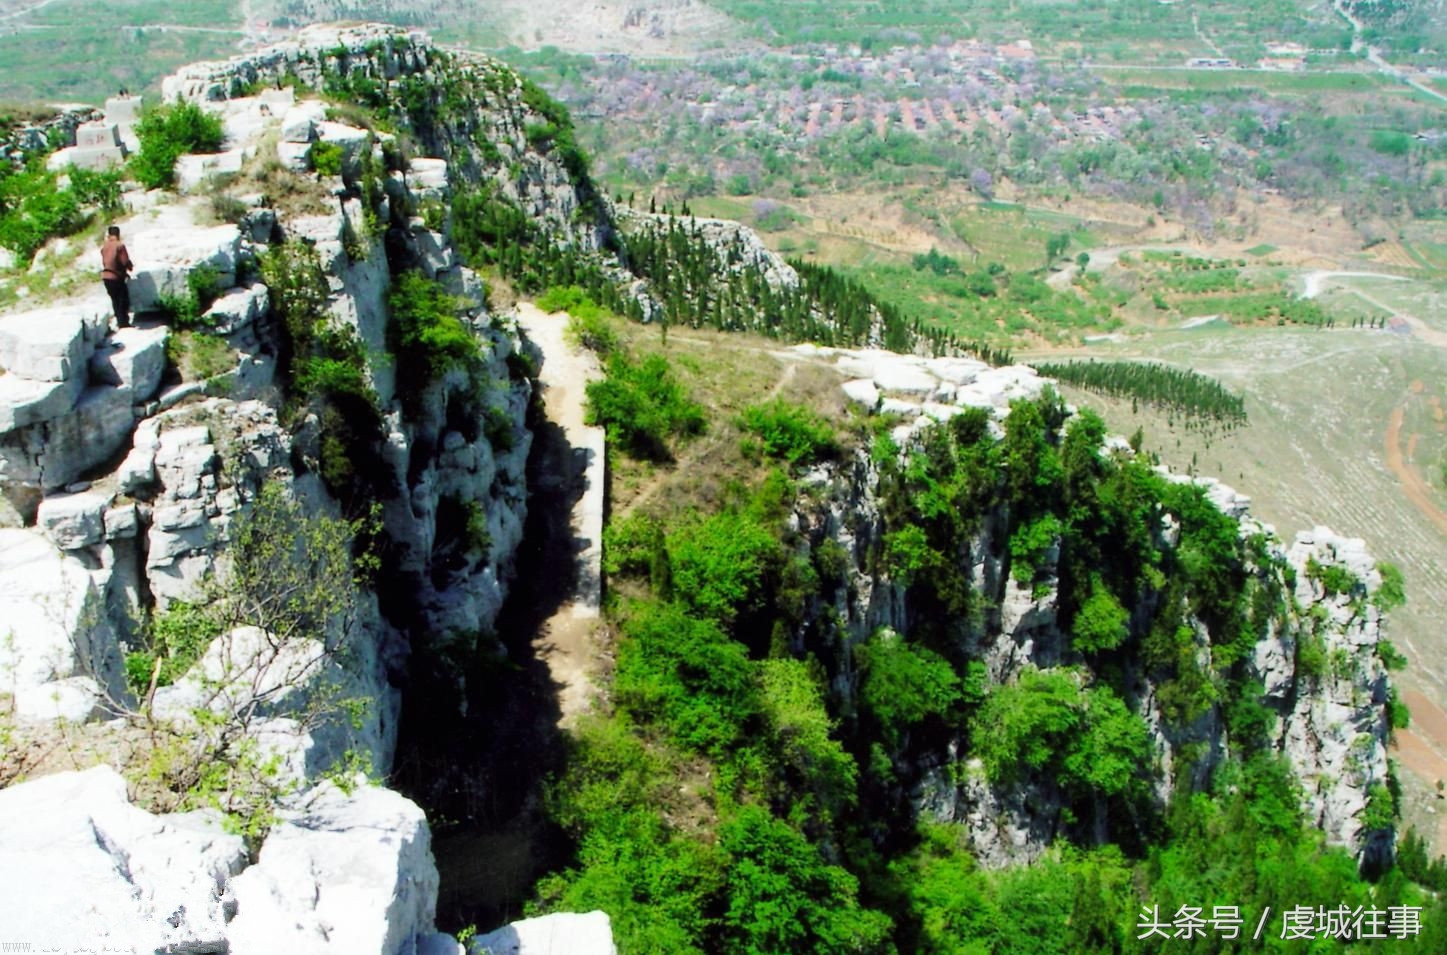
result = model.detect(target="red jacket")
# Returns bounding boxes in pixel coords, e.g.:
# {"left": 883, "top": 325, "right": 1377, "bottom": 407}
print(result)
{"left": 100, "top": 238, "right": 132, "bottom": 281}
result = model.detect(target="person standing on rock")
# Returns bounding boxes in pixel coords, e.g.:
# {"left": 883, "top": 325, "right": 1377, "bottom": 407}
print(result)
{"left": 100, "top": 225, "right": 133, "bottom": 329}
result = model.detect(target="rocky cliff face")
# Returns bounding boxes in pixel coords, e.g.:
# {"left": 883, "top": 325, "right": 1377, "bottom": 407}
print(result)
{"left": 782, "top": 343, "right": 1397, "bottom": 870}
{"left": 0, "top": 24, "right": 622, "bottom": 955}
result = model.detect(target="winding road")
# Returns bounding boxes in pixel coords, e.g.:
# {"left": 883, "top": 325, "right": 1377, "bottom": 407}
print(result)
{"left": 1301, "top": 269, "right": 1447, "bottom": 349}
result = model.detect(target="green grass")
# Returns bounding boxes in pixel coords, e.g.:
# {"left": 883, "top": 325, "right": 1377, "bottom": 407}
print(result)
{"left": 0, "top": 23, "right": 235, "bottom": 102}
{"left": 1101, "top": 67, "right": 1386, "bottom": 96}
{"left": 1245, "top": 244, "right": 1279, "bottom": 257}
{"left": 1404, "top": 242, "right": 1447, "bottom": 273}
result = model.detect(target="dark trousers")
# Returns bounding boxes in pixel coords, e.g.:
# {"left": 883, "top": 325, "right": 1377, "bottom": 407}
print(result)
{"left": 104, "top": 277, "right": 130, "bottom": 327}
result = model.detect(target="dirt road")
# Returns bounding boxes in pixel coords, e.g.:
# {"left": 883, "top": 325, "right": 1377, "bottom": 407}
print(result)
{"left": 1384, "top": 405, "right": 1447, "bottom": 537}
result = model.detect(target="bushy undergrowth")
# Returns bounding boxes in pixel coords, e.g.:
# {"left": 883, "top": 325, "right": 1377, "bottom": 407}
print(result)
{"left": 388, "top": 269, "right": 479, "bottom": 388}
{"left": 0, "top": 165, "right": 121, "bottom": 262}
{"left": 585, "top": 351, "right": 705, "bottom": 460}
{"left": 738, "top": 399, "right": 839, "bottom": 466}
{"left": 131, "top": 101, "right": 224, "bottom": 190}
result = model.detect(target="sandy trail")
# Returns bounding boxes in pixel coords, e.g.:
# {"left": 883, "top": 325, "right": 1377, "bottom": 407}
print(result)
{"left": 1384, "top": 405, "right": 1447, "bottom": 537}
{"left": 514, "top": 303, "right": 605, "bottom": 727}
{"left": 1392, "top": 694, "right": 1447, "bottom": 854}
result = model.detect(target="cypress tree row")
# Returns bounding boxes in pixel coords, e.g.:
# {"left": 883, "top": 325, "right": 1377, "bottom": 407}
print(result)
{"left": 1033, "top": 360, "right": 1248, "bottom": 428}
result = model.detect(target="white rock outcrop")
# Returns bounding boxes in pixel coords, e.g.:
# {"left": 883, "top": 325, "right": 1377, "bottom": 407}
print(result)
{"left": 801, "top": 344, "right": 1048, "bottom": 424}
{"left": 0, "top": 766, "right": 247, "bottom": 953}
{"left": 227, "top": 781, "right": 441, "bottom": 955}
{"left": 471, "top": 912, "right": 618, "bottom": 955}
{"left": 0, "top": 528, "right": 123, "bottom": 720}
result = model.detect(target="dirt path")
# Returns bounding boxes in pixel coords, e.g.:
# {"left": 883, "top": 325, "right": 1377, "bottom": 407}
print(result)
{"left": 1384, "top": 405, "right": 1447, "bottom": 537}
{"left": 1392, "top": 688, "right": 1447, "bottom": 852}
{"left": 1303, "top": 270, "right": 1447, "bottom": 350}
{"left": 1300, "top": 270, "right": 1408, "bottom": 299}
{"left": 514, "top": 302, "right": 605, "bottom": 726}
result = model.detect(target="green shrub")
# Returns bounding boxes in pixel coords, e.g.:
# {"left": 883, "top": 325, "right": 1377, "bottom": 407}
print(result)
{"left": 260, "top": 241, "right": 330, "bottom": 356}
{"left": 295, "top": 355, "right": 375, "bottom": 406}
{"left": 1377, "top": 639, "right": 1408, "bottom": 671}
{"left": 156, "top": 263, "right": 225, "bottom": 329}
{"left": 1306, "top": 556, "right": 1359, "bottom": 597}
{"left": 483, "top": 405, "right": 514, "bottom": 452}
{"left": 585, "top": 352, "right": 705, "bottom": 460}
{"left": 1008, "top": 513, "right": 1062, "bottom": 585}
{"left": 1071, "top": 578, "right": 1129, "bottom": 654}
{"left": 125, "top": 601, "right": 225, "bottom": 695}
{"left": 66, "top": 168, "right": 123, "bottom": 211}
{"left": 738, "top": 399, "right": 839, "bottom": 466}
{"left": 614, "top": 601, "right": 758, "bottom": 755}
{"left": 1388, "top": 686, "right": 1411, "bottom": 729}
{"left": 855, "top": 634, "right": 962, "bottom": 745}
{"left": 665, "top": 510, "right": 779, "bottom": 624}
{"left": 131, "top": 101, "right": 225, "bottom": 189}
{"left": 387, "top": 270, "right": 477, "bottom": 387}
{"left": 309, "top": 140, "right": 344, "bottom": 177}
{"left": 464, "top": 500, "right": 492, "bottom": 558}
{"left": 541, "top": 285, "right": 621, "bottom": 355}
{"left": 716, "top": 805, "right": 893, "bottom": 954}
{"left": 603, "top": 513, "right": 665, "bottom": 577}
{"left": 170, "top": 331, "right": 234, "bottom": 380}
{"left": 0, "top": 167, "right": 82, "bottom": 261}
{"left": 1374, "top": 561, "right": 1406, "bottom": 611}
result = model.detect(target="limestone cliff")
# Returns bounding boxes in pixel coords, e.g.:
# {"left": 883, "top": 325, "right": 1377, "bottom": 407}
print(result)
{"left": 0, "top": 24, "right": 620, "bottom": 955}
{"left": 781, "top": 344, "right": 1398, "bottom": 871}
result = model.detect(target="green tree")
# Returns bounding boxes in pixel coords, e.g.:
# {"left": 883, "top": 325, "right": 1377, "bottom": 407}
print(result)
{"left": 1071, "top": 578, "right": 1129, "bottom": 654}
{"left": 1045, "top": 231, "right": 1070, "bottom": 265}
{"left": 856, "top": 634, "right": 963, "bottom": 746}
{"left": 717, "top": 805, "right": 893, "bottom": 955}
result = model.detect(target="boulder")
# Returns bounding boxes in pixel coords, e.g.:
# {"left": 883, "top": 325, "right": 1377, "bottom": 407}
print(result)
{"left": 103, "top": 501, "right": 140, "bottom": 539}
{"left": 470, "top": 912, "right": 618, "bottom": 955}
{"left": 175, "top": 148, "right": 246, "bottom": 193}
{"left": 152, "top": 626, "right": 327, "bottom": 724}
{"left": 407, "top": 157, "right": 449, "bottom": 198}
{"left": 227, "top": 781, "right": 441, "bottom": 955}
{"left": 412, "top": 228, "right": 456, "bottom": 279}
{"left": 13, "top": 673, "right": 107, "bottom": 722}
{"left": 317, "top": 120, "right": 372, "bottom": 174}
{"left": 36, "top": 490, "right": 109, "bottom": 549}
{"left": 278, "top": 139, "right": 312, "bottom": 172}
{"left": 0, "top": 296, "right": 108, "bottom": 381}
{"left": 87, "top": 324, "right": 169, "bottom": 402}
{"left": 280, "top": 102, "right": 326, "bottom": 143}
{"left": 0, "top": 766, "right": 247, "bottom": 953}
{"left": 870, "top": 355, "right": 938, "bottom": 396}
{"left": 0, "top": 529, "right": 124, "bottom": 718}
{"left": 841, "top": 378, "right": 880, "bottom": 410}
{"left": 205, "top": 282, "right": 270, "bottom": 334}
{"left": 117, "top": 418, "right": 162, "bottom": 493}
{"left": 39, "top": 384, "right": 137, "bottom": 489}
{"left": 0, "top": 373, "right": 80, "bottom": 432}
{"left": 123, "top": 211, "right": 242, "bottom": 315}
